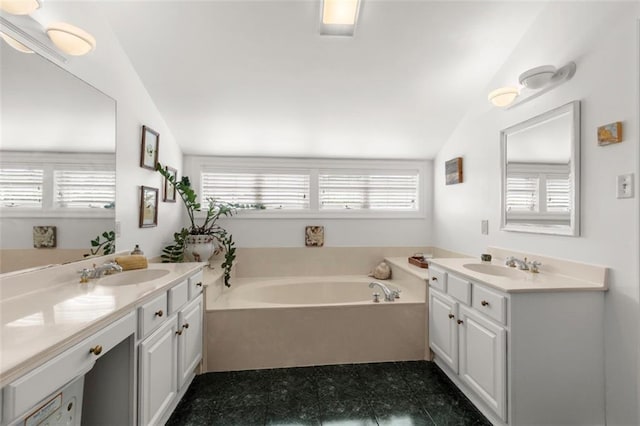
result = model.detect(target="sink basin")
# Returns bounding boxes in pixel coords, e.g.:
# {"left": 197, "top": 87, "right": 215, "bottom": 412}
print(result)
{"left": 97, "top": 269, "right": 171, "bottom": 286}
{"left": 462, "top": 263, "right": 526, "bottom": 278}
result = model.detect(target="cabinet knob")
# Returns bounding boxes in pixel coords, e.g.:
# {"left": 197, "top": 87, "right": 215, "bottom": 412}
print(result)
{"left": 481, "top": 300, "right": 490, "bottom": 307}
{"left": 154, "top": 309, "right": 163, "bottom": 317}
{"left": 431, "top": 277, "right": 438, "bottom": 281}
{"left": 457, "top": 319, "right": 464, "bottom": 325}
{"left": 183, "top": 323, "right": 190, "bottom": 329}
{"left": 89, "top": 345, "right": 103, "bottom": 356}
{"left": 196, "top": 282, "right": 203, "bottom": 287}
{"left": 176, "top": 328, "right": 183, "bottom": 336}
{"left": 448, "top": 314, "right": 455, "bottom": 319}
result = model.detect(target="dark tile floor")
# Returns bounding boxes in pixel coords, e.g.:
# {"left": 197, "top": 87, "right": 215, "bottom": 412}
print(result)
{"left": 167, "top": 361, "right": 492, "bottom": 426}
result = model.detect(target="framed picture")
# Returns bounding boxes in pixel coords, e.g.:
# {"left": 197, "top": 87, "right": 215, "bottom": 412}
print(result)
{"left": 305, "top": 226, "right": 324, "bottom": 247}
{"left": 445, "top": 157, "right": 463, "bottom": 185}
{"left": 140, "top": 125, "right": 160, "bottom": 170}
{"left": 139, "top": 186, "right": 159, "bottom": 228}
{"left": 33, "top": 226, "right": 56, "bottom": 248}
{"left": 597, "top": 121, "right": 623, "bottom": 146}
{"left": 163, "top": 166, "right": 177, "bottom": 202}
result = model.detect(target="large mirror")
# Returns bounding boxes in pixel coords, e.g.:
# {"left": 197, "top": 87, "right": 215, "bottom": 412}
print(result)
{"left": 500, "top": 101, "right": 580, "bottom": 236}
{"left": 0, "top": 43, "right": 116, "bottom": 273}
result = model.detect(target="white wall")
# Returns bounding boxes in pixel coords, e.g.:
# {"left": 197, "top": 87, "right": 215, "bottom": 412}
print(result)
{"left": 30, "top": 3, "right": 185, "bottom": 257}
{"left": 432, "top": 3, "right": 639, "bottom": 424}
{"left": 0, "top": 217, "right": 112, "bottom": 249}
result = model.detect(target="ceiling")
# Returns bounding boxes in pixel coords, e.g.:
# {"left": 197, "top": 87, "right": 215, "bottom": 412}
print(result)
{"left": 101, "top": 1, "right": 546, "bottom": 160}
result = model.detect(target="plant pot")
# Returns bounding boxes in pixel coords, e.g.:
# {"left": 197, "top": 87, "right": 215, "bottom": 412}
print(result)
{"left": 184, "top": 234, "right": 217, "bottom": 263}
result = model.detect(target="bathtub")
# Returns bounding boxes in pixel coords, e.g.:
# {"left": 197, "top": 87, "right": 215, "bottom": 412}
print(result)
{"left": 205, "top": 275, "right": 428, "bottom": 371}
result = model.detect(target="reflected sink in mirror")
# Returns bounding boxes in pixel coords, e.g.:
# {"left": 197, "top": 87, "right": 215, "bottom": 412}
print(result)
{"left": 462, "top": 263, "right": 527, "bottom": 278}
{"left": 97, "top": 269, "right": 170, "bottom": 286}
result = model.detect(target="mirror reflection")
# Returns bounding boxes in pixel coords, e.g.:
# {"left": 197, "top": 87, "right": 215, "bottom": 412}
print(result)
{"left": 500, "top": 101, "right": 580, "bottom": 236}
{"left": 0, "top": 43, "right": 116, "bottom": 273}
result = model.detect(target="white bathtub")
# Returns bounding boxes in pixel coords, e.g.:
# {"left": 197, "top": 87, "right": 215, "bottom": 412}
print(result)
{"left": 205, "top": 275, "right": 428, "bottom": 371}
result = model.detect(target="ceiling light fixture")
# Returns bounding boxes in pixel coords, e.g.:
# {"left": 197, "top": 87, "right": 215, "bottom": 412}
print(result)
{"left": 489, "top": 62, "right": 576, "bottom": 109}
{"left": 46, "top": 22, "right": 95, "bottom": 56}
{"left": 320, "top": 0, "right": 360, "bottom": 36}
{"left": 0, "top": 30, "right": 34, "bottom": 53}
{"left": 488, "top": 87, "right": 519, "bottom": 108}
{"left": 0, "top": 0, "right": 40, "bottom": 15}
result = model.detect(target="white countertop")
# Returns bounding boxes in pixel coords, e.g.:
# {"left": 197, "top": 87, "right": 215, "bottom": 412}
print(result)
{"left": 428, "top": 257, "right": 608, "bottom": 293}
{"left": 0, "top": 262, "right": 204, "bottom": 387}
{"left": 385, "top": 257, "right": 429, "bottom": 280}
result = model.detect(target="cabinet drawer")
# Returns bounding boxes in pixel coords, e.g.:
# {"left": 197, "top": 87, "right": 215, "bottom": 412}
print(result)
{"left": 168, "top": 280, "right": 188, "bottom": 315}
{"left": 447, "top": 274, "right": 471, "bottom": 305}
{"left": 429, "top": 266, "right": 447, "bottom": 292}
{"left": 3, "top": 312, "right": 136, "bottom": 421}
{"left": 472, "top": 284, "right": 507, "bottom": 325}
{"left": 188, "top": 270, "right": 204, "bottom": 300}
{"left": 139, "top": 292, "right": 168, "bottom": 339}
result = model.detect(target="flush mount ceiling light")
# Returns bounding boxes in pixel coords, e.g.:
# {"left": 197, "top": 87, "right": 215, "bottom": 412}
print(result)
{"left": 0, "top": 0, "right": 40, "bottom": 15}
{"left": 488, "top": 87, "right": 519, "bottom": 108}
{"left": 46, "top": 22, "right": 95, "bottom": 56}
{"left": 320, "top": 0, "right": 360, "bottom": 36}
{"left": 0, "top": 31, "right": 34, "bottom": 53}
{"left": 519, "top": 65, "right": 556, "bottom": 89}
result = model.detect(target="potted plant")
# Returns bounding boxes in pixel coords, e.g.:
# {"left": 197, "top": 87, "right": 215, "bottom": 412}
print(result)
{"left": 157, "top": 163, "right": 257, "bottom": 286}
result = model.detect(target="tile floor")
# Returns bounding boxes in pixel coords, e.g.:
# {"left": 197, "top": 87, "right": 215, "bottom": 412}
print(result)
{"left": 167, "top": 361, "right": 492, "bottom": 425}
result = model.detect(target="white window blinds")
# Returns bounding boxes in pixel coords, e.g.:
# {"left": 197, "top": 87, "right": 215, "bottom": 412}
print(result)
{"left": 0, "top": 168, "right": 44, "bottom": 208}
{"left": 506, "top": 176, "right": 538, "bottom": 212}
{"left": 54, "top": 170, "right": 116, "bottom": 209}
{"left": 319, "top": 171, "right": 418, "bottom": 210}
{"left": 546, "top": 175, "right": 571, "bottom": 212}
{"left": 201, "top": 171, "right": 310, "bottom": 209}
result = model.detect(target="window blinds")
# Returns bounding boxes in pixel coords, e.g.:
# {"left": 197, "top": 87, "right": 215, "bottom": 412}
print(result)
{"left": 0, "top": 168, "right": 44, "bottom": 208}
{"left": 319, "top": 172, "right": 418, "bottom": 210}
{"left": 506, "top": 176, "right": 539, "bottom": 212}
{"left": 54, "top": 170, "right": 116, "bottom": 208}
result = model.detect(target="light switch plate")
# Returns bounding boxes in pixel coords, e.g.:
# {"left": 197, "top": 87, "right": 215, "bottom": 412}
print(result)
{"left": 481, "top": 220, "right": 489, "bottom": 235}
{"left": 616, "top": 174, "right": 634, "bottom": 199}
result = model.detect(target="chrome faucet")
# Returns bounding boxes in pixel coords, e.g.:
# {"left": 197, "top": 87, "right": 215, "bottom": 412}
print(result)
{"left": 369, "top": 281, "right": 395, "bottom": 302}
{"left": 505, "top": 256, "right": 530, "bottom": 271}
{"left": 89, "top": 262, "right": 123, "bottom": 279}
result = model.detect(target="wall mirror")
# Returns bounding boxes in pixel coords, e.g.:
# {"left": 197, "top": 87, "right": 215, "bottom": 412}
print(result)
{"left": 0, "top": 43, "right": 116, "bottom": 273}
{"left": 500, "top": 101, "right": 580, "bottom": 236}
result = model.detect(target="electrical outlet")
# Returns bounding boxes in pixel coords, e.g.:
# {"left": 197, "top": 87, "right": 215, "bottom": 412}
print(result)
{"left": 481, "top": 220, "right": 489, "bottom": 235}
{"left": 616, "top": 174, "right": 634, "bottom": 199}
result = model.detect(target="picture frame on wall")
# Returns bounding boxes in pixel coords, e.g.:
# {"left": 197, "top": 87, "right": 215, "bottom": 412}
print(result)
{"left": 445, "top": 157, "right": 463, "bottom": 185}
{"left": 163, "top": 166, "right": 177, "bottom": 202}
{"left": 140, "top": 125, "right": 160, "bottom": 170}
{"left": 139, "top": 186, "right": 159, "bottom": 228}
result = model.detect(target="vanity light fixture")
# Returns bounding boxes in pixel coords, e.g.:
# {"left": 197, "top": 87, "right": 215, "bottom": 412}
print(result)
{"left": 46, "top": 22, "right": 95, "bottom": 56}
{"left": 0, "top": 0, "right": 40, "bottom": 15}
{"left": 488, "top": 62, "right": 576, "bottom": 109}
{"left": 0, "top": 30, "right": 34, "bottom": 53}
{"left": 320, "top": 0, "right": 360, "bottom": 36}
{"left": 488, "top": 87, "right": 519, "bottom": 108}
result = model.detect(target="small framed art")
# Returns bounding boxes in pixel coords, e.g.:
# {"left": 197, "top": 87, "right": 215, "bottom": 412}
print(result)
{"left": 163, "top": 166, "right": 177, "bottom": 202}
{"left": 305, "top": 226, "right": 324, "bottom": 247}
{"left": 139, "top": 186, "right": 159, "bottom": 228}
{"left": 140, "top": 125, "right": 160, "bottom": 170}
{"left": 33, "top": 226, "right": 56, "bottom": 248}
{"left": 445, "top": 157, "right": 463, "bottom": 185}
{"left": 597, "top": 121, "right": 623, "bottom": 146}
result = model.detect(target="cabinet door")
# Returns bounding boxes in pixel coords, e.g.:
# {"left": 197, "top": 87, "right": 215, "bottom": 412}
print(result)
{"left": 139, "top": 317, "right": 178, "bottom": 426}
{"left": 429, "top": 289, "right": 459, "bottom": 373}
{"left": 458, "top": 306, "right": 506, "bottom": 421}
{"left": 177, "top": 295, "right": 203, "bottom": 389}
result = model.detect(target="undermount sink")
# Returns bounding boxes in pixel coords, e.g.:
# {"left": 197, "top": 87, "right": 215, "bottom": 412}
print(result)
{"left": 97, "top": 269, "right": 171, "bottom": 286}
{"left": 462, "top": 263, "right": 526, "bottom": 278}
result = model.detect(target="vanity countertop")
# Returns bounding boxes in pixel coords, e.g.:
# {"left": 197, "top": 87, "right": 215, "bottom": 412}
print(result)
{"left": 385, "top": 257, "right": 430, "bottom": 281}
{"left": 428, "top": 257, "right": 608, "bottom": 293}
{"left": 0, "top": 262, "right": 204, "bottom": 387}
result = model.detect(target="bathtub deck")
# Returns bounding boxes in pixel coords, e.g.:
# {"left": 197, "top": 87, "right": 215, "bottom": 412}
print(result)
{"left": 167, "top": 361, "right": 491, "bottom": 425}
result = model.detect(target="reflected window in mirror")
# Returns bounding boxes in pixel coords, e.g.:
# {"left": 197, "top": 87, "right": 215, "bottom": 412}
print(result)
{"left": 500, "top": 101, "right": 580, "bottom": 236}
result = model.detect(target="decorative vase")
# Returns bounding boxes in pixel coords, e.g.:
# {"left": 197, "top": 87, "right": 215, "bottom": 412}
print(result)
{"left": 184, "top": 234, "right": 217, "bottom": 263}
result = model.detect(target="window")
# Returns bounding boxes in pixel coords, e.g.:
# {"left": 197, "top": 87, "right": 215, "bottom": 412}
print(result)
{"left": 319, "top": 171, "right": 418, "bottom": 210}
{"left": 201, "top": 171, "right": 310, "bottom": 210}
{"left": 0, "top": 168, "right": 44, "bottom": 208}
{"left": 54, "top": 170, "right": 116, "bottom": 209}
{"left": 506, "top": 168, "right": 571, "bottom": 219}
{"left": 505, "top": 175, "right": 539, "bottom": 212}
{"left": 546, "top": 175, "right": 571, "bottom": 212}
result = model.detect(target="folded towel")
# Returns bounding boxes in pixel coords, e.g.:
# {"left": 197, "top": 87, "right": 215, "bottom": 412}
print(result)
{"left": 115, "top": 255, "right": 148, "bottom": 271}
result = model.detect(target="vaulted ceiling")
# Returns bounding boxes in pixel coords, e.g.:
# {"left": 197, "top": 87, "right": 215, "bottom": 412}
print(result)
{"left": 101, "top": 1, "right": 546, "bottom": 159}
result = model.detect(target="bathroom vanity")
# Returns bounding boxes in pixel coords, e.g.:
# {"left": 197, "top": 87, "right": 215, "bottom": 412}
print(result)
{"left": 427, "top": 248, "right": 607, "bottom": 426}
{"left": 0, "top": 257, "right": 206, "bottom": 426}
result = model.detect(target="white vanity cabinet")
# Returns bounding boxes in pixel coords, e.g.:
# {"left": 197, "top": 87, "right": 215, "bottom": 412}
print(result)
{"left": 428, "top": 263, "right": 606, "bottom": 426}
{"left": 138, "top": 271, "right": 204, "bottom": 426}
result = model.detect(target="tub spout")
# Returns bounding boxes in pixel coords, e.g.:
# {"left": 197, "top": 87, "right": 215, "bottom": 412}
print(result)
{"left": 369, "top": 281, "right": 395, "bottom": 302}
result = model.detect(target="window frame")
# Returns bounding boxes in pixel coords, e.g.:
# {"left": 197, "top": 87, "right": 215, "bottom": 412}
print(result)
{"left": 184, "top": 156, "right": 427, "bottom": 219}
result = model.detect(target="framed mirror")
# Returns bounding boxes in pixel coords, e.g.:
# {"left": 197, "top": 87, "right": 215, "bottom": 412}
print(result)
{"left": 500, "top": 101, "right": 580, "bottom": 236}
{"left": 0, "top": 42, "right": 116, "bottom": 273}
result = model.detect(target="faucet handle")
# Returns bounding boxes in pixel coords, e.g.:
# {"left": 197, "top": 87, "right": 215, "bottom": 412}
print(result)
{"left": 78, "top": 268, "right": 91, "bottom": 283}
{"left": 528, "top": 260, "right": 542, "bottom": 273}
{"left": 372, "top": 293, "right": 380, "bottom": 303}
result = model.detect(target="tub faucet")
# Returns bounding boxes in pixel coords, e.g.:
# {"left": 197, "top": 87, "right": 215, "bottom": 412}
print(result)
{"left": 369, "top": 281, "right": 395, "bottom": 302}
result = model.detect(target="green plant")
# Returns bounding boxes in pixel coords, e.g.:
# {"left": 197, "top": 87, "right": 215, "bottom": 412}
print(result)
{"left": 157, "top": 163, "right": 260, "bottom": 286}
{"left": 88, "top": 231, "right": 115, "bottom": 256}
